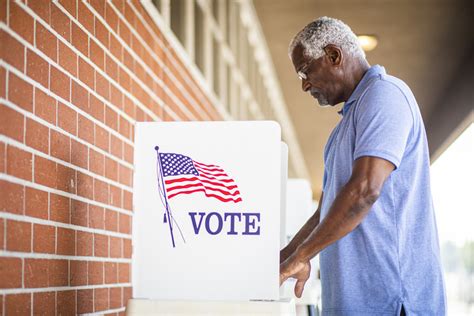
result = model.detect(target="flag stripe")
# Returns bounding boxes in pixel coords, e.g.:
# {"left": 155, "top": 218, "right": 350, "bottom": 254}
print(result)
{"left": 167, "top": 188, "right": 243, "bottom": 203}
{"left": 164, "top": 177, "right": 238, "bottom": 190}
{"left": 166, "top": 182, "right": 241, "bottom": 196}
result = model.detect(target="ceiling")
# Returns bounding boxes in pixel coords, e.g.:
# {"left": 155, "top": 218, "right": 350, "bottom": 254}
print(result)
{"left": 253, "top": 0, "right": 474, "bottom": 198}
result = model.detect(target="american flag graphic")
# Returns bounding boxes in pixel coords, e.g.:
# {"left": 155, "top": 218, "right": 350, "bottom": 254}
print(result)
{"left": 158, "top": 152, "right": 242, "bottom": 203}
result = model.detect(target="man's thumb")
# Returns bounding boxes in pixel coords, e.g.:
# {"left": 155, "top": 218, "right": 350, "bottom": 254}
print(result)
{"left": 294, "top": 279, "right": 306, "bottom": 298}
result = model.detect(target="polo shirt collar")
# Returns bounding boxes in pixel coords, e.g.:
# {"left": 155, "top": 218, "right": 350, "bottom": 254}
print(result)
{"left": 338, "top": 64, "right": 386, "bottom": 116}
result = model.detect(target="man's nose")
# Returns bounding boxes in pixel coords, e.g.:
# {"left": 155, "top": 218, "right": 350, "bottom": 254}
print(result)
{"left": 301, "top": 79, "right": 311, "bottom": 92}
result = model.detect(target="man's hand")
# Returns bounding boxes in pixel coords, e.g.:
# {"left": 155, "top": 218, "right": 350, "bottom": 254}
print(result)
{"left": 280, "top": 254, "right": 311, "bottom": 298}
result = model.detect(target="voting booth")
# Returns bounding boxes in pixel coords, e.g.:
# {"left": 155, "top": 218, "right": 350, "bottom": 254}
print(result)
{"left": 130, "top": 121, "right": 295, "bottom": 314}
{"left": 283, "top": 179, "right": 321, "bottom": 315}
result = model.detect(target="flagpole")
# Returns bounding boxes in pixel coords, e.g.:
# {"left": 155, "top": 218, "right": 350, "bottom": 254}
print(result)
{"left": 155, "top": 146, "right": 176, "bottom": 248}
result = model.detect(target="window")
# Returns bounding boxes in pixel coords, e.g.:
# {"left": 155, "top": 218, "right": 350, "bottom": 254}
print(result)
{"left": 170, "top": 0, "right": 186, "bottom": 45}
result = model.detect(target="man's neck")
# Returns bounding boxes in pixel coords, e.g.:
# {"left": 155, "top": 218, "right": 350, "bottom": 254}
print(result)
{"left": 341, "top": 59, "right": 371, "bottom": 103}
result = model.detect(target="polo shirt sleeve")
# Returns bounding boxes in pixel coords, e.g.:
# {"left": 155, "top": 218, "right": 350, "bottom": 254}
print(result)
{"left": 353, "top": 80, "right": 414, "bottom": 169}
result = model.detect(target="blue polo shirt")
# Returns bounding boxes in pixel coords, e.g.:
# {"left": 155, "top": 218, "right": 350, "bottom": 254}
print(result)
{"left": 319, "top": 65, "right": 446, "bottom": 315}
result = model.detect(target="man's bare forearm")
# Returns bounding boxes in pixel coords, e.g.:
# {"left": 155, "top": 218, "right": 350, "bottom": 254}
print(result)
{"left": 294, "top": 180, "right": 378, "bottom": 262}
{"left": 281, "top": 192, "right": 323, "bottom": 262}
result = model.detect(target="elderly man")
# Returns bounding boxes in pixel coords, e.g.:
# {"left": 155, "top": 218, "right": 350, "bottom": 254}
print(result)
{"left": 280, "top": 17, "right": 446, "bottom": 315}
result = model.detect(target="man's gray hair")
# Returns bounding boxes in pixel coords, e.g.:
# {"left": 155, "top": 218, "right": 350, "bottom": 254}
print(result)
{"left": 288, "top": 17, "right": 365, "bottom": 60}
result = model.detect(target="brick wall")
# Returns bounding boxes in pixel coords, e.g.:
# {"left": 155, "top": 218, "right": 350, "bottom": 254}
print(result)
{"left": 0, "top": 0, "right": 220, "bottom": 314}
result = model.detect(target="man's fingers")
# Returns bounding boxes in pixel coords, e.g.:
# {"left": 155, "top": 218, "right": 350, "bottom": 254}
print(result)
{"left": 294, "top": 279, "right": 307, "bottom": 298}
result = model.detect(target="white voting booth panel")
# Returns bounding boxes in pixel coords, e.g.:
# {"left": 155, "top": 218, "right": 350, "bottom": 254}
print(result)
{"left": 283, "top": 179, "right": 321, "bottom": 313}
{"left": 132, "top": 121, "right": 283, "bottom": 302}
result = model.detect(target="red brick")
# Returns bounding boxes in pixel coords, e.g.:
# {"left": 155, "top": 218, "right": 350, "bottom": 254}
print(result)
{"left": 123, "top": 190, "right": 132, "bottom": 210}
{"left": 118, "top": 19, "right": 130, "bottom": 45}
{"left": 33, "top": 291, "right": 55, "bottom": 315}
{"left": 70, "top": 260, "right": 88, "bottom": 285}
{"left": 55, "top": 163, "right": 76, "bottom": 193}
{"left": 49, "top": 259, "right": 69, "bottom": 286}
{"left": 26, "top": 49, "right": 49, "bottom": 88}
{"left": 34, "top": 155, "right": 56, "bottom": 187}
{"left": 57, "top": 227, "right": 75, "bottom": 255}
{"left": 95, "top": 18, "right": 109, "bottom": 47}
{"left": 51, "top": 4, "right": 70, "bottom": 41}
{"left": 76, "top": 230, "right": 93, "bottom": 256}
{"left": 0, "top": 180, "right": 24, "bottom": 214}
{"left": 50, "top": 193, "right": 70, "bottom": 224}
{"left": 8, "top": 72, "right": 33, "bottom": 112}
{"left": 77, "top": 289, "right": 94, "bottom": 314}
{"left": 95, "top": 71, "right": 110, "bottom": 100}
{"left": 105, "top": 157, "right": 118, "bottom": 181}
{"left": 0, "top": 0, "right": 5, "bottom": 22}
{"left": 105, "top": 55, "right": 118, "bottom": 82}
{"left": 105, "top": 107, "right": 118, "bottom": 131}
{"left": 71, "top": 139, "right": 88, "bottom": 169}
{"left": 94, "top": 233, "right": 108, "bottom": 257}
{"left": 119, "top": 213, "right": 131, "bottom": 234}
{"left": 75, "top": 173, "right": 92, "bottom": 201}
{"left": 71, "top": 80, "right": 89, "bottom": 111}
{"left": 59, "top": 0, "right": 76, "bottom": 18}
{"left": 33, "top": 224, "right": 56, "bottom": 253}
{"left": 34, "top": 88, "right": 56, "bottom": 124}
{"left": 26, "top": 118, "right": 49, "bottom": 153}
{"left": 78, "top": 114, "right": 95, "bottom": 144}
{"left": 57, "top": 290, "right": 76, "bottom": 315}
{"left": 50, "top": 129, "right": 71, "bottom": 162}
{"left": 123, "top": 238, "right": 131, "bottom": 258}
{"left": 78, "top": 1, "right": 94, "bottom": 34}
{"left": 5, "top": 294, "right": 31, "bottom": 315}
{"left": 90, "top": 39, "right": 105, "bottom": 70}
{"left": 124, "top": 142, "right": 133, "bottom": 164}
{"left": 94, "top": 179, "right": 109, "bottom": 204}
{"left": 105, "top": 261, "right": 117, "bottom": 284}
{"left": 110, "top": 287, "right": 121, "bottom": 309}
{"left": 24, "top": 258, "right": 49, "bottom": 287}
{"left": 7, "top": 145, "right": 32, "bottom": 181}
{"left": 90, "top": 0, "right": 106, "bottom": 17}
{"left": 0, "top": 30, "right": 25, "bottom": 72}
{"left": 72, "top": 23, "right": 89, "bottom": 57}
{"left": 59, "top": 41, "right": 77, "bottom": 76}
{"left": 0, "top": 104, "right": 24, "bottom": 142}
{"left": 94, "top": 287, "right": 108, "bottom": 311}
{"left": 7, "top": 220, "right": 31, "bottom": 252}
{"left": 28, "top": 0, "right": 51, "bottom": 23}
{"left": 110, "top": 33, "right": 122, "bottom": 62}
{"left": 110, "top": 134, "right": 122, "bottom": 159}
{"left": 0, "top": 143, "right": 4, "bottom": 175}
{"left": 119, "top": 164, "right": 131, "bottom": 186}
{"left": 89, "top": 148, "right": 105, "bottom": 176}
{"left": 10, "top": 2, "right": 34, "bottom": 44}
{"left": 105, "top": 209, "right": 118, "bottom": 232}
{"left": 25, "top": 187, "right": 48, "bottom": 219}
{"left": 58, "top": 101, "right": 77, "bottom": 135}
{"left": 78, "top": 57, "right": 95, "bottom": 88}
{"left": 105, "top": 2, "right": 119, "bottom": 32}
{"left": 0, "top": 258, "right": 22, "bottom": 288}
{"left": 71, "top": 199, "right": 88, "bottom": 227}
{"left": 88, "top": 261, "right": 104, "bottom": 285}
{"left": 89, "top": 205, "right": 104, "bottom": 229}
{"left": 50, "top": 66, "right": 70, "bottom": 101}
{"left": 109, "top": 185, "right": 121, "bottom": 208}
{"left": 0, "top": 67, "right": 5, "bottom": 98}
{"left": 123, "top": 286, "right": 132, "bottom": 308}
{"left": 119, "top": 263, "right": 130, "bottom": 283}
{"left": 36, "top": 22, "right": 57, "bottom": 61}
{"left": 0, "top": 218, "right": 4, "bottom": 249}
{"left": 110, "top": 236, "right": 121, "bottom": 258}
{"left": 95, "top": 124, "right": 109, "bottom": 152}
{"left": 90, "top": 93, "right": 105, "bottom": 122}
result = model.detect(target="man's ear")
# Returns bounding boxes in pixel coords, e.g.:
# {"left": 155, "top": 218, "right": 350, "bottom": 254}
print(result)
{"left": 324, "top": 45, "right": 343, "bottom": 66}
